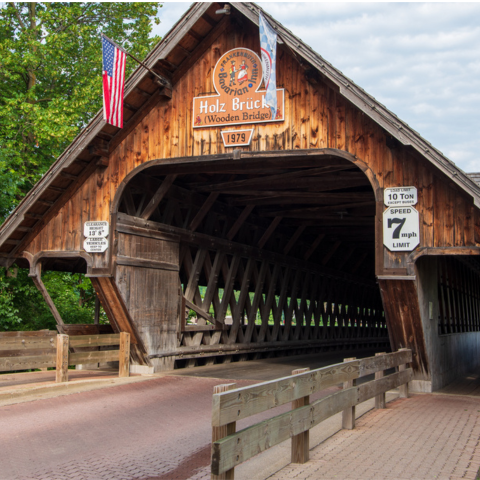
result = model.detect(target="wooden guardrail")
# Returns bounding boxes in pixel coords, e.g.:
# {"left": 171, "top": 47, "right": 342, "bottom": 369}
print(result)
{"left": 0, "top": 330, "right": 130, "bottom": 382}
{"left": 211, "top": 349, "right": 412, "bottom": 479}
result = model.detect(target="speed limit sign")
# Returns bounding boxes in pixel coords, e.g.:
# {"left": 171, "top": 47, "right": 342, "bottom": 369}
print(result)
{"left": 383, "top": 206, "right": 420, "bottom": 252}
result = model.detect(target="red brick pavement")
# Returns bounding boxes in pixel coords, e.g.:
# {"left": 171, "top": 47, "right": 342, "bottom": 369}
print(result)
{"left": 1, "top": 376, "right": 257, "bottom": 480}
{"left": 268, "top": 394, "right": 480, "bottom": 480}
{"left": 0, "top": 373, "right": 340, "bottom": 480}
{"left": 5, "top": 372, "right": 480, "bottom": 480}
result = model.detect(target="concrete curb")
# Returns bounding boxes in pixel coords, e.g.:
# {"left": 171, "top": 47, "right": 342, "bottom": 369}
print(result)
{"left": 0, "top": 372, "right": 165, "bottom": 407}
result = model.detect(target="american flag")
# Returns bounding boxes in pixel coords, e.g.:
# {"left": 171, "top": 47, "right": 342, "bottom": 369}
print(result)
{"left": 102, "top": 35, "right": 126, "bottom": 128}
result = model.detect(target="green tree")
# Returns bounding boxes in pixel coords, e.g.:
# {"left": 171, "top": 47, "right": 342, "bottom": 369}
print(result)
{"left": 0, "top": 2, "right": 161, "bottom": 221}
{"left": 0, "top": 2, "right": 162, "bottom": 331}
{"left": 0, "top": 267, "right": 106, "bottom": 331}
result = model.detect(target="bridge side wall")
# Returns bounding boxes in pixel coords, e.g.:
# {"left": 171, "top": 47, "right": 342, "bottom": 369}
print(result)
{"left": 115, "top": 231, "right": 180, "bottom": 372}
{"left": 416, "top": 256, "right": 480, "bottom": 391}
{"left": 379, "top": 278, "right": 429, "bottom": 384}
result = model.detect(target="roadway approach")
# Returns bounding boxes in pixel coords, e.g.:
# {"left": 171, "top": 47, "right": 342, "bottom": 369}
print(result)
{"left": 2, "top": 349, "right": 480, "bottom": 480}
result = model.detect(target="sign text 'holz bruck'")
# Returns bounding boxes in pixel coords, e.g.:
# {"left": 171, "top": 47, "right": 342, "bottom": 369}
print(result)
{"left": 192, "top": 48, "right": 284, "bottom": 128}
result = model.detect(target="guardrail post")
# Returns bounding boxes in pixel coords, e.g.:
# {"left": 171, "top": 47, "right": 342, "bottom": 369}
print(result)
{"left": 342, "top": 357, "right": 356, "bottom": 429}
{"left": 398, "top": 348, "right": 409, "bottom": 398}
{"left": 212, "top": 383, "right": 237, "bottom": 480}
{"left": 291, "top": 367, "right": 310, "bottom": 464}
{"left": 56, "top": 334, "right": 69, "bottom": 383}
{"left": 375, "top": 352, "right": 386, "bottom": 409}
{"left": 119, "top": 332, "right": 130, "bottom": 377}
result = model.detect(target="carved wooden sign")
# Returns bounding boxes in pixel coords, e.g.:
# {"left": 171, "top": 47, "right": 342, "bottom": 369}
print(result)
{"left": 192, "top": 47, "right": 284, "bottom": 128}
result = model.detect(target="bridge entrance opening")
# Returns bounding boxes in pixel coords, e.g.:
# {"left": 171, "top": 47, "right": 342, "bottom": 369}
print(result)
{"left": 115, "top": 150, "right": 389, "bottom": 371}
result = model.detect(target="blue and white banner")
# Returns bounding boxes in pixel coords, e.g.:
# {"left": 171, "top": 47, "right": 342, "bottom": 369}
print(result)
{"left": 259, "top": 12, "right": 277, "bottom": 119}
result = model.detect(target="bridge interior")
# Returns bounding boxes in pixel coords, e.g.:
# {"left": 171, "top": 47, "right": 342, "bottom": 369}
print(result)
{"left": 116, "top": 152, "right": 389, "bottom": 369}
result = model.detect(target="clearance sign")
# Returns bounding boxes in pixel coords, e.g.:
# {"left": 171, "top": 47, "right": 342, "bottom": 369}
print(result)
{"left": 192, "top": 47, "right": 284, "bottom": 128}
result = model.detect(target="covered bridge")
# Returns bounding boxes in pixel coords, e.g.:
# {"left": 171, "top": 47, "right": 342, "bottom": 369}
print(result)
{"left": 1, "top": 2, "right": 480, "bottom": 392}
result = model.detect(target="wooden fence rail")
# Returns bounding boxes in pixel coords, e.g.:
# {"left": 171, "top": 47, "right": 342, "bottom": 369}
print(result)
{"left": 211, "top": 348, "right": 412, "bottom": 478}
{"left": 0, "top": 330, "right": 130, "bottom": 382}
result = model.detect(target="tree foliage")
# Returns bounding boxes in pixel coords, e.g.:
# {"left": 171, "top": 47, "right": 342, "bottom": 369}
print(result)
{"left": 0, "top": 2, "right": 161, "bottom": 221}
{"left": 0, "top": 267, "right": 105, "bottom": 331}
{"left": 0, "top": 2, "right": 162, "bottom": 331}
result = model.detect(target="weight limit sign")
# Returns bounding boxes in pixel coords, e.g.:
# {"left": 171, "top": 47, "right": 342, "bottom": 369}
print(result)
{"left": 383, "top": 206, "right": 420, "bottom": 252}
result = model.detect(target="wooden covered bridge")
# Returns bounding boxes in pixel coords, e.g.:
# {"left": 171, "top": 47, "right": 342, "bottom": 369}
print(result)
{"left": 1, "top": 3, "right": 480, "bottom": 392}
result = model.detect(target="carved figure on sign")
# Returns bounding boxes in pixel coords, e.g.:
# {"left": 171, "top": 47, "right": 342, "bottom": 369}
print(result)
{"left": 192, "top": 47, "right": 285, "bottom": 128}
{"left": 229, "top": 60, "right": 237, "bottom": 86}
{"left": 237, "top": 60, "right": 248, "bottom": 85}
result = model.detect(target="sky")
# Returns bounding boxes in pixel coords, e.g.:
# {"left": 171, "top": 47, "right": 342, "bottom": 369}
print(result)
{"left": 151, "top": 2, "right": 480, "bottom": 173}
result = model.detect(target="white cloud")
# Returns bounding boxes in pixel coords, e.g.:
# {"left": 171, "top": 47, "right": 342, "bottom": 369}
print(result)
{"left": 153, "top": 2, "right": 480, "bottom": 172}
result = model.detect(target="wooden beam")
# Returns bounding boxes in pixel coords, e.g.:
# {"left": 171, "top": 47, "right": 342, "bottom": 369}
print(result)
{"left": 189, "top": 192, "right": 220, "bottom": 232}
{"left": 258, "top": 216, "right": 282, "bottom": 249}
{"left": 322, "top": 241, "right": 342, "bottom": 266}
{"left": 217, "top": 254, "right": 241, "bottom": 322}
{"left": 202, "top": 13, "right": 216, "bottom": 27}
{"left": 3, "top": 239, "right": 21, "bottom": 245}
{"left": 30, "top": 263, "right": 64, "bottom": 326}
{"left": 184, "top": 249, "right": 208, "bottom": 302}
{"left": 176, "top": 43, "right": 192, "bottom": 58}
{"left": 123, "top": 187, "right": 136, "bottom": 216}
{"left": 229, "top": 192, "right": 374, "bottom": 207}
{"left": 184, "top": 297, "right": 217, "bottom": 325}
{"left": 142, "top": 154, "right": 351, "bottom": 177}
{"left": 116, "top": 255, "right": 179, "bottom": 271}
{"left": 134, "top": 86, "right": 150, "bottom": 98}
{"left": 46, "top": 185, "right": 66, "bottom": 193}
{"left": 124, "top": 102, "right": 139, "bottom": 113}
{"left": 304, "top": 234, "right": 325, "bottom": 261}
{"left": 337, "top": 246, "right": 356, "bottom": 270}
{"left": 96, "top": 156, "right": 109, "bottom": 168}
{"left": 226, "top": 205, "right": 254, "bottom": 241}
{"left": 36, "top": 199, "right": 54, "bottom": 207}
{"left": 197, "top": 167, "right": 360, "bottom": 193}
{"left": 351, "top": 252, "right": 368, "bottom": 274}
{"left": 186, "top": 28, "right": 203, "bottom": 42}
{"left": 59, "top": 171, "right": 78, "bottom": 180}
{"left": 283, "top": 225, "right": 306, "bottom": 256}
{"left": 263, "top": 201, "right": 376, "bottom": 218}
{"left": 282, "top": 217, "right": 374, "bottom": 226}
{"left": 140, "top": 174, "right": 177, "bottom": 220}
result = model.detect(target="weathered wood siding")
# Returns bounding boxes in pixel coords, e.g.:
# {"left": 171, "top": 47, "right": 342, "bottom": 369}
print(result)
{"left": 115, "top": 233, "right": 180, "bottom": 370}
{"left": 23, "top": 24, "right": 477, "bottom": 270}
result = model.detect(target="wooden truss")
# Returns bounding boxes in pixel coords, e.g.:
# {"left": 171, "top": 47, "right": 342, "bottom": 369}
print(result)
{"left": 117, "top": 158, "right": 388, "bottom": 366}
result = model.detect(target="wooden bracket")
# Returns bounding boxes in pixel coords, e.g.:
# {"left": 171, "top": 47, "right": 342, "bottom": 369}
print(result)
{"left": 30, "top": 262, "right": 65, "bottom": 327}
{"left": 96, "top": 156, "right": 109, "bottom": 168}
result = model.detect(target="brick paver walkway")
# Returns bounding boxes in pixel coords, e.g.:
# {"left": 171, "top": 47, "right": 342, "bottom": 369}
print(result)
{"left": 268, "top": 394, "right": 480, "bottom": 480}
{"left": 1, "top": 376, "right": 257, "bottom": 480}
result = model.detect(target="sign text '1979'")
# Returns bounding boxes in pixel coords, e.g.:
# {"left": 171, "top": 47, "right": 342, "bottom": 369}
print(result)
{"left": 221, "top": 129, "right": 254, "bottom": 147}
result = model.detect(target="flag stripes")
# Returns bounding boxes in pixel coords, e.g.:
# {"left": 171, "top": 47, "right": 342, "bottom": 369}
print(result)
{"left": 102, "top": 35, "right": 126, "bottom": 128}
